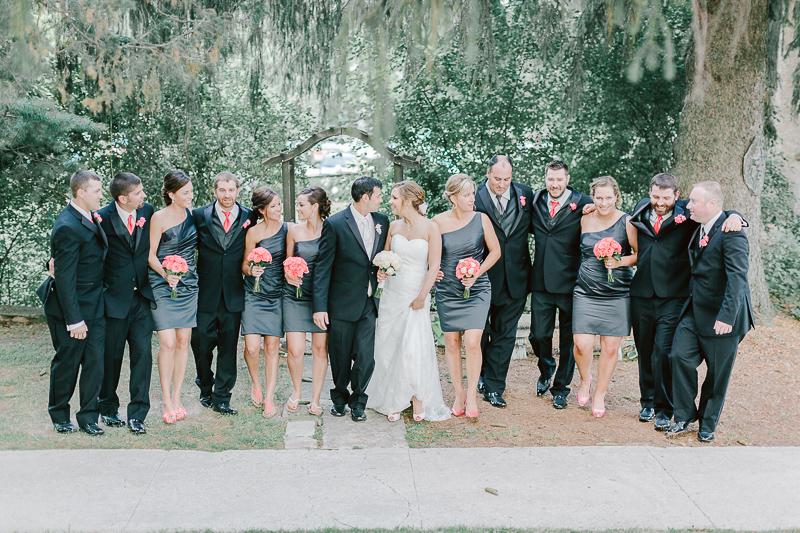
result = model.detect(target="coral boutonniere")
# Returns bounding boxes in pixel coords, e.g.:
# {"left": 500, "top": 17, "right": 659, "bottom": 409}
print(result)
{"left": 93, "top": 213, "right": 102, "bottom": 223}
{"left": 699, "top": 236, "right": 709, "bottom": 247}
{"left": 519, "top": 196, "right": 526, "bottom": 207}
{"left": 375, "top": 223, "right": 382, "bottom": 235}
{"left": 569, "top": 203, "right": 577, "bottom": 211}
{"left": 674, "top": 214, "right": 686, "bottom": 224}
{"left": 135, "top": 217, "right": 146, "bottom": 228}
{"left": 242, "top": 219, "right": 252, "bottom": 229}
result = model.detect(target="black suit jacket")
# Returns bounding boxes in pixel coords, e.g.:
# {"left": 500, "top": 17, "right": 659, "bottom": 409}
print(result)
{"left": 313, "top": 207, "right": 389, "bottom": 322}
{"left": 529, "top": 187, "right": 593, "bottom": 295}
{"left": 679, "top": 212, "right": 755, "bottom": 337}
{"left": 37, "top": 204, "right": 108, "bottom": 324}
{"left": 95, "top": 201, "right": 155, "bottom": 318}
{"left": 192, "top": 202, "right": 252, "bottom": 314}
{"left": 630, "top": 199, "right": 746, "bottom": 299}
{"left": 474, "top": 180, "right": 533, "bottom": 298}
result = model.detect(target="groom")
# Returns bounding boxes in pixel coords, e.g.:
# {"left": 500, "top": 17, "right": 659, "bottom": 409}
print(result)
{"left": 314, "top": 177, "right": 388, "bottom": 422}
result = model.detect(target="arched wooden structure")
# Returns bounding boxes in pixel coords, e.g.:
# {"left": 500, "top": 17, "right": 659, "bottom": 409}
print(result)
{"left": 262, "top": 127, "right": 422, "bottom": 222}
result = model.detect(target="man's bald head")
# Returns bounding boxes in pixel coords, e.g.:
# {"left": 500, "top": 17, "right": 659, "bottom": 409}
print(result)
{"left": 693, "top": 180, "right": 725, "bottom": 207}
{"left": 486, "top": 155, "right": 513, "bottom": 196}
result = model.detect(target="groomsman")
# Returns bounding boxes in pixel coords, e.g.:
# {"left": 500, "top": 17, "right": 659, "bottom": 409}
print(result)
{"left": 314, "top": 177, "right": 388, "bottom": 422}
{"left": 473, "top": 155, "right": 533, "bottom": 408}
{"left": 528, "top": 161, "right": 593, "bottom": 409}
{"left": 93, "top": 173, "right": 154, "bottom": 434}
{"left": 630, "top": 174, "right": 744, "bottom": 430}
{"left": 37, "top": 171, "right": 107, "bottom": 435}
{"left": 191, "top": 172, "right": 252, "bottom": 414}
{"left": 666, "top": 181, "right": 754, "bottom": 443}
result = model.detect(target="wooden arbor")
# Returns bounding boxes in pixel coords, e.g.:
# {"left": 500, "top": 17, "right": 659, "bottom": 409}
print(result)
{"left": 262, "top": 127, "right": 422, "bottom": 221}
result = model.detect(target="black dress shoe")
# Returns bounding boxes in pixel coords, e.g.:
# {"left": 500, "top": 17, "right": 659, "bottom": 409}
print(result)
{"left": 477, "top": 376, "right": 485, "bottom": 394}
{"left": 665, "top": 420, "right": 691, "bottom": 437}
{"left": 638, "top": 407, "right": 655, "bottom": 422}
{"left": 212, "top": 402, "right": 238, "bottom": 415}
{"left": 102, "top": 413, "right": 126, "bottom": 427}
{"left": 53, "top": 421, "right": 76, "bottom": 434}
{"left": 536, "top": 375, "right": 552, "bottom": 397}
{"left": 128, "top": 419, "right": 147, "bottom": 435}
{"left": 351, "top": 408, "right": 367, "bottom": 422}
{"left": 199, "top": 396, "right": 213, "bottom": 409}
{"left": 483, "top": 392, "right": 507, "bottom": 408}
{"left": 697, "top": 430, "right": 715, "bottom": 443}
{"left": 330, "top": 405, "right": 347, "bottom": 417}
{"left": 654, "top": 415, "right": 671, "bottom": 431}
{"left": 79, "top": 423, "right": 105, "bottom": 436}
{"left": 552, "top": 394, "right": 568, "bottom": 410}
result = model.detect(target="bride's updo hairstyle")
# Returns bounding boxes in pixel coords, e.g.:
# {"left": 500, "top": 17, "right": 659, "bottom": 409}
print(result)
{"left": 442, "top": 173, "right": 476, "bottom": 208}
{"left": 299, "top": 186, "right": 332, "bottom": 220}
{"left": 590, "top": 175, "right": 622, "bottom": 207}
{"left": 162, "top": 170, "right": 191, "bottom": 206}
{"left": 392, "top": 181, "right": 426, "bottom": 214}
{"left": 251, "top": 186, "right": 279, "bottom": 220}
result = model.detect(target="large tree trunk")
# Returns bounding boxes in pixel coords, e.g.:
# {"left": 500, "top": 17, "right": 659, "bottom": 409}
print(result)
{"left": 775, "top": 0, "right": 800, "bottom": 214}
{"left": 672, "top": 0, "right": 775, "bottom": 324}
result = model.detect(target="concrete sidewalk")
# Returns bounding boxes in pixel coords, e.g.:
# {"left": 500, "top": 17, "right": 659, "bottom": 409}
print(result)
{"left": 2, "top": 447, "right": 799, "bottom": 532}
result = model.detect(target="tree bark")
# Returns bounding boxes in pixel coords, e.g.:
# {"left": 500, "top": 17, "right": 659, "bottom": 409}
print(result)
{"left": 672, "top": 0, "right": 775, "bottom": 324}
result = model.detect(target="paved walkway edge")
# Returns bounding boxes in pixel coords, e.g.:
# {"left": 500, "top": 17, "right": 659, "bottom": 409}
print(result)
{"left": 1, "top": 446, "right": 798, "bottom": 532}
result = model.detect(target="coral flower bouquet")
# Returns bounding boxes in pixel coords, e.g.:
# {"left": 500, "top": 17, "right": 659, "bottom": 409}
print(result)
{"left": 283, "top": 257, "right": 309, "bottom": 298}
{"left": 162, "top": 255, "right": 189, "bottom": 299}
{"left": 593, "top": 237, "right": 623, "bottom": 283}
{"left": 247, "top": 247, "right": 273, "bottom": 293}
{"left": 455, "top": 257, "right": 481, "bottom": 298}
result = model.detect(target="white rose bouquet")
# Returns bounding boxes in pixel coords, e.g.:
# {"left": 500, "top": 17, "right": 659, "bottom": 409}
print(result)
{"left": 372, "top": 250, "right": 402, "bottom": 298}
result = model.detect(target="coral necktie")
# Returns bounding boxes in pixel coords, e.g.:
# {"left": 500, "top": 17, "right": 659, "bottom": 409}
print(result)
{"left": 654, "top": 215, "right": 662, "bottom": 234}
{"left": 127, "top": 214, "right": 134, "bottom": 235}
{"left": 550, "top": 201, "right": 558, "bottom": 218}
{"left": 223, "top": 211, "right": 231, "bottom": 233}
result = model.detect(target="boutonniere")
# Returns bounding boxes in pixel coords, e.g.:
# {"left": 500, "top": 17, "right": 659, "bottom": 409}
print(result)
{"left": 674, "top": 214, "right": 686, "bottom": 224}
{"left": 375, "top": 223, "right": 382, "bottom": 235}
{"left": 519, "top": 196, "right": 526, "bottom": 207}
{"left": 569, "top": 203, "right": 577, "bottom": 211}
{"left": 699, "top": 236, "right": 709, "bottom": 247}
{"left": 93, "top": 213, "right": 102, "bottom": 223}
{"left": 135, "top": 217, "right": 146, "bottom": 228}
{"left": 242, "top": 219, "right": 252, "bottom": 229}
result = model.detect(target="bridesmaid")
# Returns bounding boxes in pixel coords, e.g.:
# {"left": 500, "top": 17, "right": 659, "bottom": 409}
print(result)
{"left": 433, "top": 174, "right": 500, "bottom": 419}
{"left": 572, "top": 176, "right": 638, "bottom": 417}
{"left": 283, "top": 187, "right": 331, "bottom": 415}
{"left": 241, "top": 187, "right": 290, "bottom": 418}
{"left": 148, "top": 170, "right": 198, "bottom": 424}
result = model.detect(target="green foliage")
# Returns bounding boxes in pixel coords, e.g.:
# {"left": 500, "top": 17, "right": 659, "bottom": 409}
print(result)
{"left": 761, "top": 161, "right": 800, "bottom": 319}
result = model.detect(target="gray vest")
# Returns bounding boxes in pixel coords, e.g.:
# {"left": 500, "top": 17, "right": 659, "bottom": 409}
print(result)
{"left": 492, "top": 191, "right": 518, "bottom": 236}
{"left": 212, "top": 212, "right": 236, "bottom": 249}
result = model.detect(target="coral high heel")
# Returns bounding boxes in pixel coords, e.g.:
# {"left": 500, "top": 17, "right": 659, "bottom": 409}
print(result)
{"left": 451, "top": 396, "right": 466, "bottom": 417}
{"left": 577, "top": 376, "right": 592, "bottom": 407}
{"left": 592, "top": 407, "right": 606, "bottom": 418}
{"left": 465, "top": 408, "right": 479, "bottom": 419}
{"left": 175, "top": 407, "right": 187, "bottom": 421}
{"left": 162, "top": 411, "right": 176, "bottom": 424}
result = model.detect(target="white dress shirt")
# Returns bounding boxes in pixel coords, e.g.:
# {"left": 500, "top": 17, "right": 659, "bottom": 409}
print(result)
{"left": 116, "top": 202, "right": 137, "bottom": 233}
{"left": 490, "top": 188, "right": 511, "bottom": 214}
{"left": 215, "top": 202, "right": 240, "bottom": 230}
{"left": 350, "top": 204, "right": 374, "bottom": 296}
{"left": 702, "top": 210, "right": 724, "bottom": 240}
{"left": 547, "top": 190, "right": 572, "bottom": 216}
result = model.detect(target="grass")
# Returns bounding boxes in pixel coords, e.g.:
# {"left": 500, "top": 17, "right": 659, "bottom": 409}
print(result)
{"left": 0, "top": 322, "right": 288, "bottom": 451}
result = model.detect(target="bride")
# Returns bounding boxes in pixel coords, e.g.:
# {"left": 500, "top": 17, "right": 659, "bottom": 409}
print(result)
{"left": 366, "top": 181, "right": 451, "bottom": 422}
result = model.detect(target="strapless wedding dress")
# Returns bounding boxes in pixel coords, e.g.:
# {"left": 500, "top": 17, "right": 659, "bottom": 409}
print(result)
{"left": 366, "top": 235, "right": 451, "bottom": 421}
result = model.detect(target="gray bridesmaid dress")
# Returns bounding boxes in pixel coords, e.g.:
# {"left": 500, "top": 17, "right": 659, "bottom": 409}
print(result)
{"left": 241, "top": 223, "right": 287, "bottom": 337}
{"left": 149, "top": 209, "right": 198, "bottom": 331}
{"left": 436, "top": 214, "right": 491, "bottom": 332}
{"left": 572, "top": 214, "right": 633, "bottom": 336}
{"left": 282, "top": 237, "right": 325, "bottom": 334}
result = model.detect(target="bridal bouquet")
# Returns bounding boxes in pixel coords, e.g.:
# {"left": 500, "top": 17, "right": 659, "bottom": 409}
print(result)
{"left": 372, "top": 250, "right": 402, "bottom": 298}
{"left": 593, "top": 237, "right": 623, "bottom": 282}
{"left": 455, "top": 257, "right": 481, "bottom": 298}
{"left": 283, "top": 257, "right": 309, "bottom": 298}
{"left": 162, "top": 255, "right": 189, "bottom": 299}
{"left": 247, "top": 247, "right": 273, "bottom": 293}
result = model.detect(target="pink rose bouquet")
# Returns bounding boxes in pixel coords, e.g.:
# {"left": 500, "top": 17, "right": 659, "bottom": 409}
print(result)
{"left": 162, "top": 255, "right": 189, "bottom": 298}
{"left": 247, "top": 247, "right": 273, "bottom": 293}
{"left": 455, "top": 257, "right": 481, "bottom": 298}
{"left": 593, "top": 237, "right": 623, "bottom": 283}
{"left": 283, "top": 257, "right": 309, "bottom": 298}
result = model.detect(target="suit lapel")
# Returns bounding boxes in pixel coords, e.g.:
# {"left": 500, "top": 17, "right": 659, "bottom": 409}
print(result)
{"left": 204, "top": 202, "right": 224, "bottom": 249}
{"left": 688, "top": 225, "right": 700, "bottom": 268}
{"left": 477, "top": 183, "right": 502, "bottom": 229}
{"left": 344, "top": 206, "right": 369, "bottom": 257}
{"left": 549, "top": 189, "right": 576, "bottom": 229}
{"left": 370, "top": 215, "right": 383, "bottom": 259}
{"left": 657, "top": 203, "right": 686, "bottom": 238}
{"left": 134, "top": 213, "right": 144, "bottom": 250}
{"left": 109, "top": 204, "right": 134, "bottom": 251}
{"left": 506, "top": 184, "right": 525, "bottom": 235}
{"left": 531, "top": 189, "right": 548, "bottom": 228}
{"left": 630, "top": 201, "right": 655, "bottom": 238}
{"left": 692, "top": 213, "right": 725, "bottom": 264}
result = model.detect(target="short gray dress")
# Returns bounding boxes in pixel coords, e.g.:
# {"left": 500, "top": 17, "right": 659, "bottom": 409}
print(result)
{"left": 241, "top": 223, "right": 287, "bottom": 337}
{"left": 436, "top": 214, "right": 491, "bottom": 332}
{"left": 572, "top": 214, "right": 633, "bottom": 336}
{"left": 149, "top": 209, "right": 198, "bottom": 331}
{"left": 282, "top": 237, "right": 325, "bottom": 334}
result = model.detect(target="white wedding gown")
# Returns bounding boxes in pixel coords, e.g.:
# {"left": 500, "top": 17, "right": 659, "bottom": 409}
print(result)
{"left": 366, "top": 235, "right": 451, "bottom": 421}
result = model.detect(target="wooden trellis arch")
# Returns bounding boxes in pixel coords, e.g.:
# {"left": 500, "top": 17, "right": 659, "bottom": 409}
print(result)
{"left": 262, "top": 127, "right": 422, "bottom": 222}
